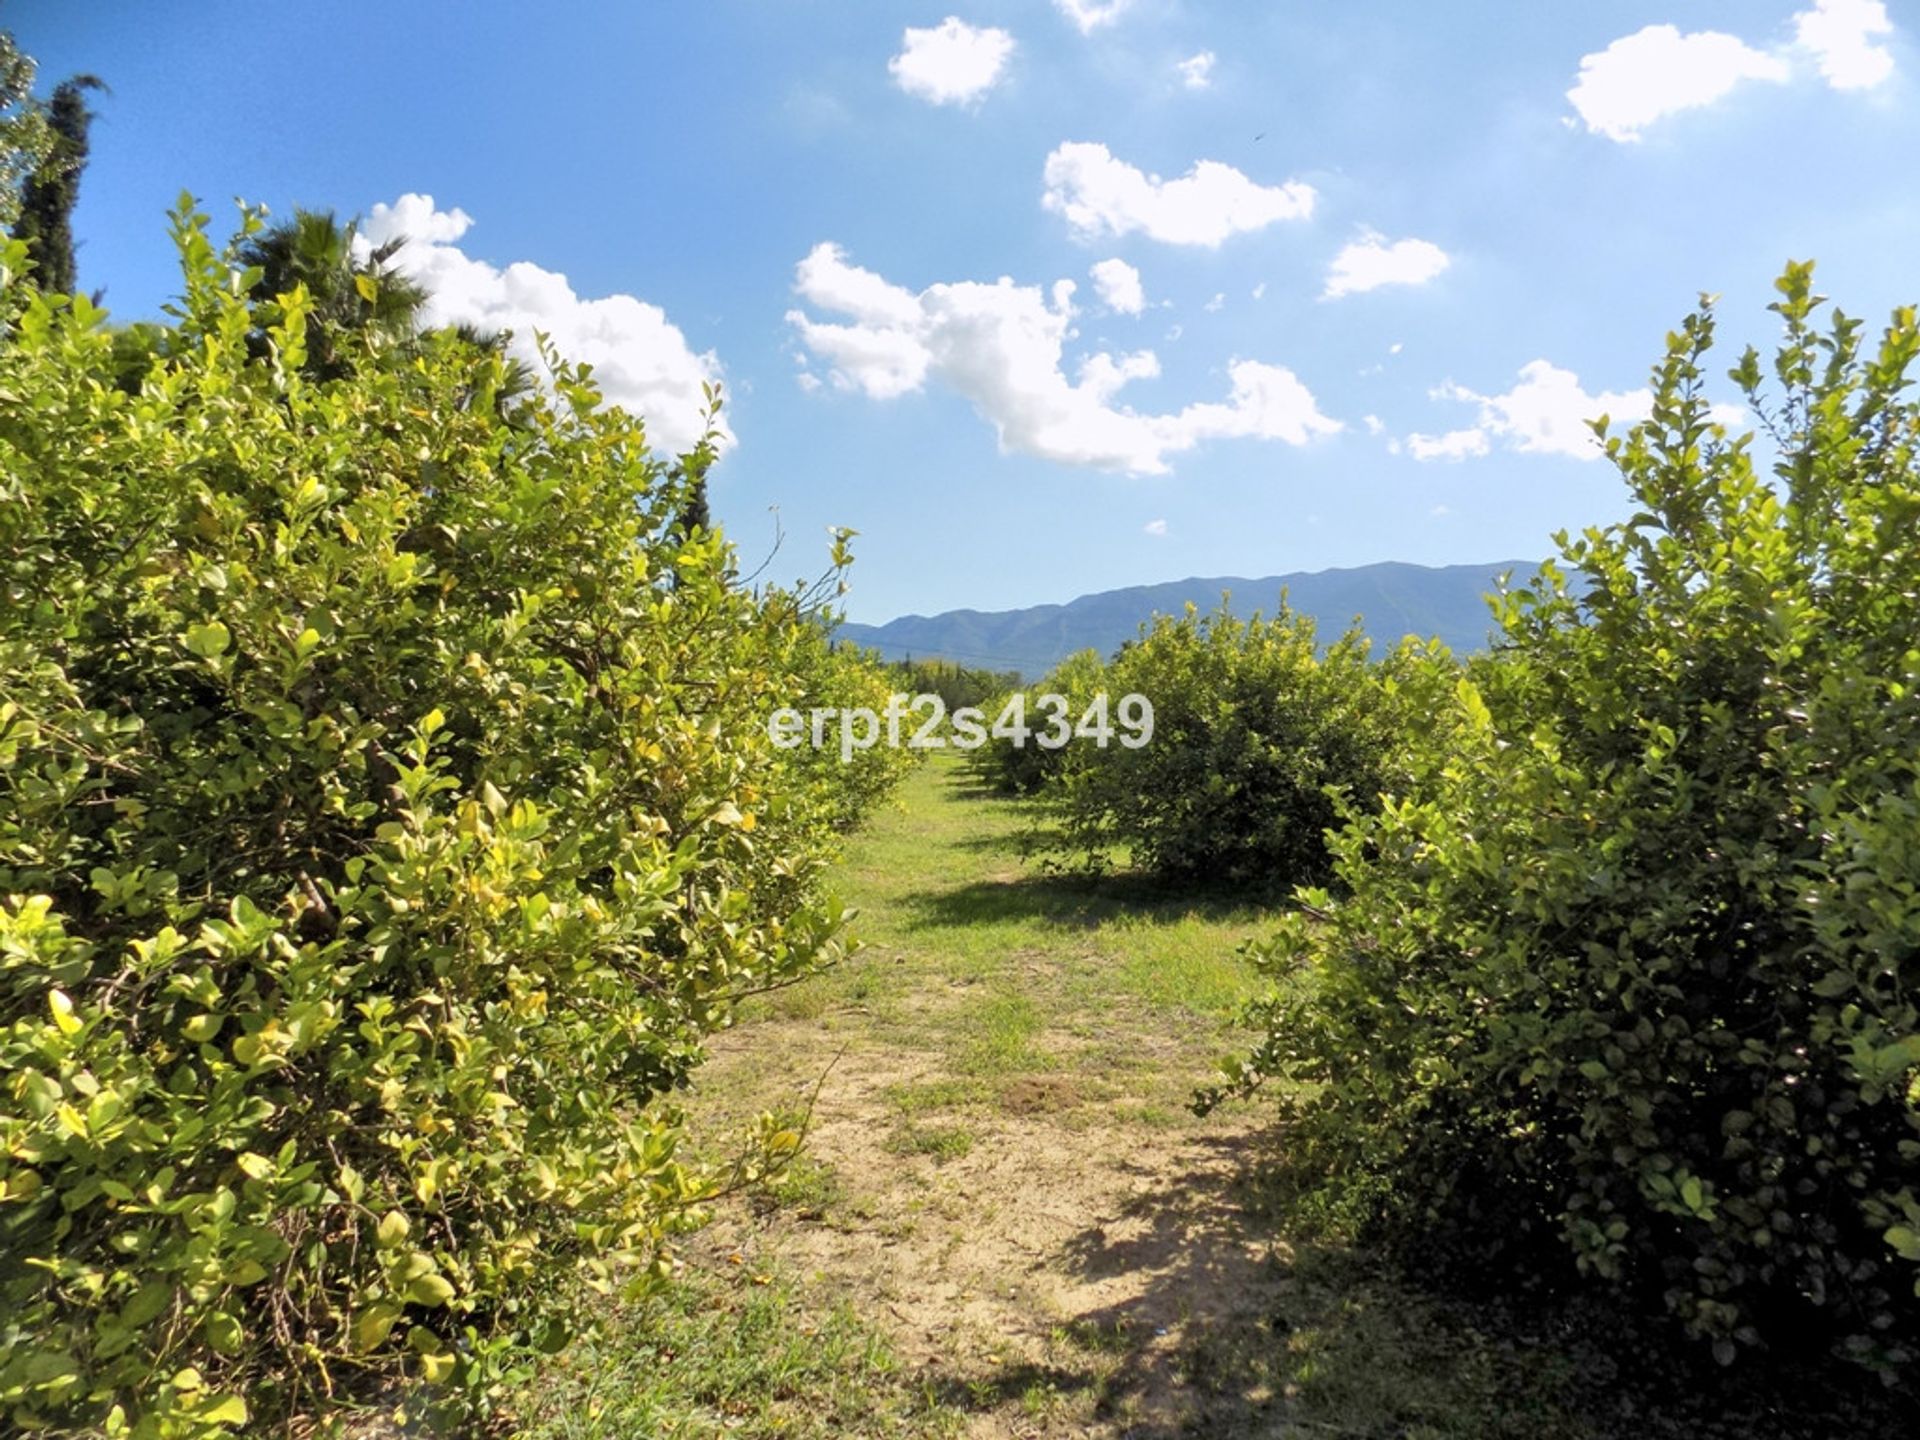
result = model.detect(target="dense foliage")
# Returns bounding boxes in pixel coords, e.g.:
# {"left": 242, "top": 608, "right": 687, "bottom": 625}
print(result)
{"left": 968, "top": 648, "right": 1107, "bottom": 799}
{"left": 235, "top": 209, "right": 431, "bottom": 383}
{"left": 1211, "top": 267, "right": 1920, "bottom": 1372}
{"left": 0, "top": 30, "right": 54, "bottom": 235}
{"left": 882, "top": 656, "right": 1022, "bottom": 715}
{"left": 0, "top": 203, "right": 902, "bottom": 1436}
{"left": 781, "top": 626, "right": 920, "bottom": 834}
{"left": 1024, "top": 609, "right": 1436, "bottom": 893}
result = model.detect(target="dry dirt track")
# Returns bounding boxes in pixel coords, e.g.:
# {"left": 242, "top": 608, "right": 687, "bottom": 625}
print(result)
{"left": 695, "top": 1019, "right": 1299, "bottom": 1439}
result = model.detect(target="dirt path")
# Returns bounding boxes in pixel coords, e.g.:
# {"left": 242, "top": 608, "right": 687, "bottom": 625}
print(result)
{"left": 683, "top": 759, "right": 1297, "bottom": 1437}
{"left": 697, "top": 1031, "right": 1293, "bottom": 1437}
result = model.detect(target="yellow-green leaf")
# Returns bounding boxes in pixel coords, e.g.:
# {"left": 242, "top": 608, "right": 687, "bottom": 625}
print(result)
{"left": 48, "top": 988, "right": 81, "bottom": 1036}
{"left": 376, "top": 1210, "right": 410, "bottom": 1248}
{"left": 184, "top": 621, "right": 231, "bottom": 658}
{"left": 405, "top": 1273, "right": 456, "bottom": 1307}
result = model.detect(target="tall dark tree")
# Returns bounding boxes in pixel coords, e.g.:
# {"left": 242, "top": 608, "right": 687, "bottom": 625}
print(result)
{"left": 679, "top": 467, "right": 713, "bottom": 537}
{"left": 14, "top": 74, "right": 103, "bottom": 294}
{"left": 675, "top": 386, "right": 726, "bottom": 545}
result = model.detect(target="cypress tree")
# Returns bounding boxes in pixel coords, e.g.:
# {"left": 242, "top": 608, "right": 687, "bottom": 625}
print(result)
{"left": 16, "top": 75, "right": 104, "bottom": 295}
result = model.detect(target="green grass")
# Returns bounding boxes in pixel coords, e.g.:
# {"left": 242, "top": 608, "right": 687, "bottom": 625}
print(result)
{"left": 886, "top": 1122, "right": 976, "bottom": 1163}
{"left": 518, "top": 1260, "right": 961, "bottom": 1440}
{"left": 756, "top": 757, "right": 1273, "bottom": 1115}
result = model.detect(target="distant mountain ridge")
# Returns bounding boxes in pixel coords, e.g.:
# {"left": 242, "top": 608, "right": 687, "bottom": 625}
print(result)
{"left": 836, "top": 559, "right": 1538, "bottom": 678}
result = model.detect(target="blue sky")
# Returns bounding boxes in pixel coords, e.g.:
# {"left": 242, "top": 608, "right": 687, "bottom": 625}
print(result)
{"left": 11, "top": 1, "right": 1916, "bottom": 623}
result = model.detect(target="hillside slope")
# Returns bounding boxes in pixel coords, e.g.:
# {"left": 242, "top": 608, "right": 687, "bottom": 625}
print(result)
{"left": 837, "top": 558, "right": 1536, "bottom": 676}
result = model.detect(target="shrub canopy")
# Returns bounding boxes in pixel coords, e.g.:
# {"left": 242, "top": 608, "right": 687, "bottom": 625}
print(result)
{"left": 1213, "top": 266, "right": 1920, "bottom": 1372}
{"left": 1025, "top": 608, "right": 1437, "bottom": 894}
{"left": 0, "top": 203, "right": 899, "bottom": 1435}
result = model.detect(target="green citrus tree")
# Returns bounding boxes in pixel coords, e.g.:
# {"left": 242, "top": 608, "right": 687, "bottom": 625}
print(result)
{"left": 0, "top": 199, "right": 899, "bottom": 1436}
{"left": 1210, "top": 265, "right": 1920, "bottom": 1373}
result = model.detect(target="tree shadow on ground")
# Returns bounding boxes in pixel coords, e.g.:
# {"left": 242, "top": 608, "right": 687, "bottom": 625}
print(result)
{"left": 896, "top": 867, "right": 1264, "bottom": 932}
{"left": 941, "top": 772, "right": 1008, "bottom": 802}
{"left": 1044, "top": 1136, "right": 1912, "bottom": 1436}
{"left": 942, "top": 1125, "right": 1920, "bottom": 1440}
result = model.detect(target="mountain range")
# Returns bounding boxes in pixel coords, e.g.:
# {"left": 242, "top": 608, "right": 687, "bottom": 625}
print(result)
{"left": 836, "top": 559, "right": 1539, "bottom": 678}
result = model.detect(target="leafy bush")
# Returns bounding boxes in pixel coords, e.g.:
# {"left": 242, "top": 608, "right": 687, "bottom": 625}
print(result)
{"left": 1029, "top": 608, "right": 1435, "bottom": 893}
{"left": 881, "top": 657, "right": 1022, "bottom": 715}
{"left": 1210, "top": 267, "right": 1920, "bottom": 1372}
{"left": 0, "top": 202, "right": 898, "bottom": 1436}
{"left": 968, "top": 648, "right": 1108, "bottom": 798}
{"left": 777, "top": 627, "right": 921, "bottom": 834}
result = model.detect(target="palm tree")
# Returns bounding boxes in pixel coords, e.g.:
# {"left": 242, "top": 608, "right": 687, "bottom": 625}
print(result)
{"left": 447, "top": 321, "right": 538, "bottom": 420}
{"left": 236, "top": 209, "right": 429, "bottom": 379}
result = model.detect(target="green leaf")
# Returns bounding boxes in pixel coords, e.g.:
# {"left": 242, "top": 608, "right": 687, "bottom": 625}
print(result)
{"left": 376, "top": 1210, "right": 410, "bottom": 1248}
{"left": 194, "top": 1393, "right": 249, "bottom": 1426}
{"left": 405, "top": 1273, "right": 456, "bottom": 1308}
{"left": 183, "top": 1013, "right": 222, "bottom": 1043}
{"left": 184, "top": 620, "right": 231, "bottom": 658}
{"left": 204, "top": 1311, "right": 244, "bottom": 1356}
{"left": 352, "top": 1302, "right": 403, "bottom": 1353}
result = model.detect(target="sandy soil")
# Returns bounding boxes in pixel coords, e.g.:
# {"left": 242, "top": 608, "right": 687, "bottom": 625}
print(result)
{"left": 691, "top": 1021, "right": 1296, "bottom": 1439}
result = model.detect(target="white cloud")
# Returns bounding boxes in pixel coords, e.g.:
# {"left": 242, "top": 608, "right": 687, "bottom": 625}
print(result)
{"left": 360, "top": 194, "right": 725, "bottom": 453}
{"left": 787, "top": 242, "right": 1339, "bottom": 475}
{"left": 1425, "top": 360, "right": 1652, "bottom": 461}
{"left": 1324, "top": 231, "right": 1451, "bottom": 299}
{"left": 1055, "top": 0, "right": 1131, "bottom": 35}
{"left": 1204, "top": 293, "right": 1226, "bottom": 312}
{"left": 1405, "top": 427, "right": 1492, "bottom": 462}
{"left": 1090, "top": 258, "right": 1147, "bottom": 315}
{"left": 1042, "top": 142, "right": 1316, "bottom": 247}
{"left": 1252, "top": 281, "right": 1267, "bottom": 300}
{"left": 1795, "top": 0, "right": 1895, "bottom": 89}
{"left": 1143, "top": 518, "right": 1169, "bottom": 536}
{"left": 1362, "top": 414, "right": 1386, "bottom": 437}
{"left": 1568, "top": 24, "right": 1790, "bottom": 141}
{"left": 1178, "top": 51, "right": 1217, "bottom": 89}
{"left": 1570, "top": 3, "right": 1897, "bottom": 142}
{"left": 889, "top": 17, "right": 1015, "bottom": 107}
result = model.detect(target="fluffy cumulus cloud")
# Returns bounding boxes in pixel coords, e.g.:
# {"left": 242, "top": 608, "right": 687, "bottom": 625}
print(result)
{"left": 1567, "top": 24, "right": 1789, "bottom": 141}
{"left": 1413, "top": 360, "right": 1652, "bottom": 461}
{"left": 1089, "top": 257, "right": 1146, "bottom": 315}
{"left": 786, "top": 242, "right": 1339, "bottom": 475}
{"left": 1323, "top": 231, "right": 1451, "bottom": 299}
{"left": 1054, "top": 0, "right": 1131, "bottom": 35}
{"left": 1177, "top": 51, "right": 1216, "bottom": 89}
{"left": 1795, "top": 0, "right": 1895, "bottom": 89}
{"left": 1570, "top": 2, "right": 1897, "bottom": 142}
{"left": 889, "top": 17, "right": 1015, "bottom": 107}
{"left": 360, "top": 194, "right": 724, "bottom": 453}
{"left": 1042, "top": 142, "right": 1315, "bottom": 247}
{"left": 1143, "top": 518, "right": 1169, "bottom": 536}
